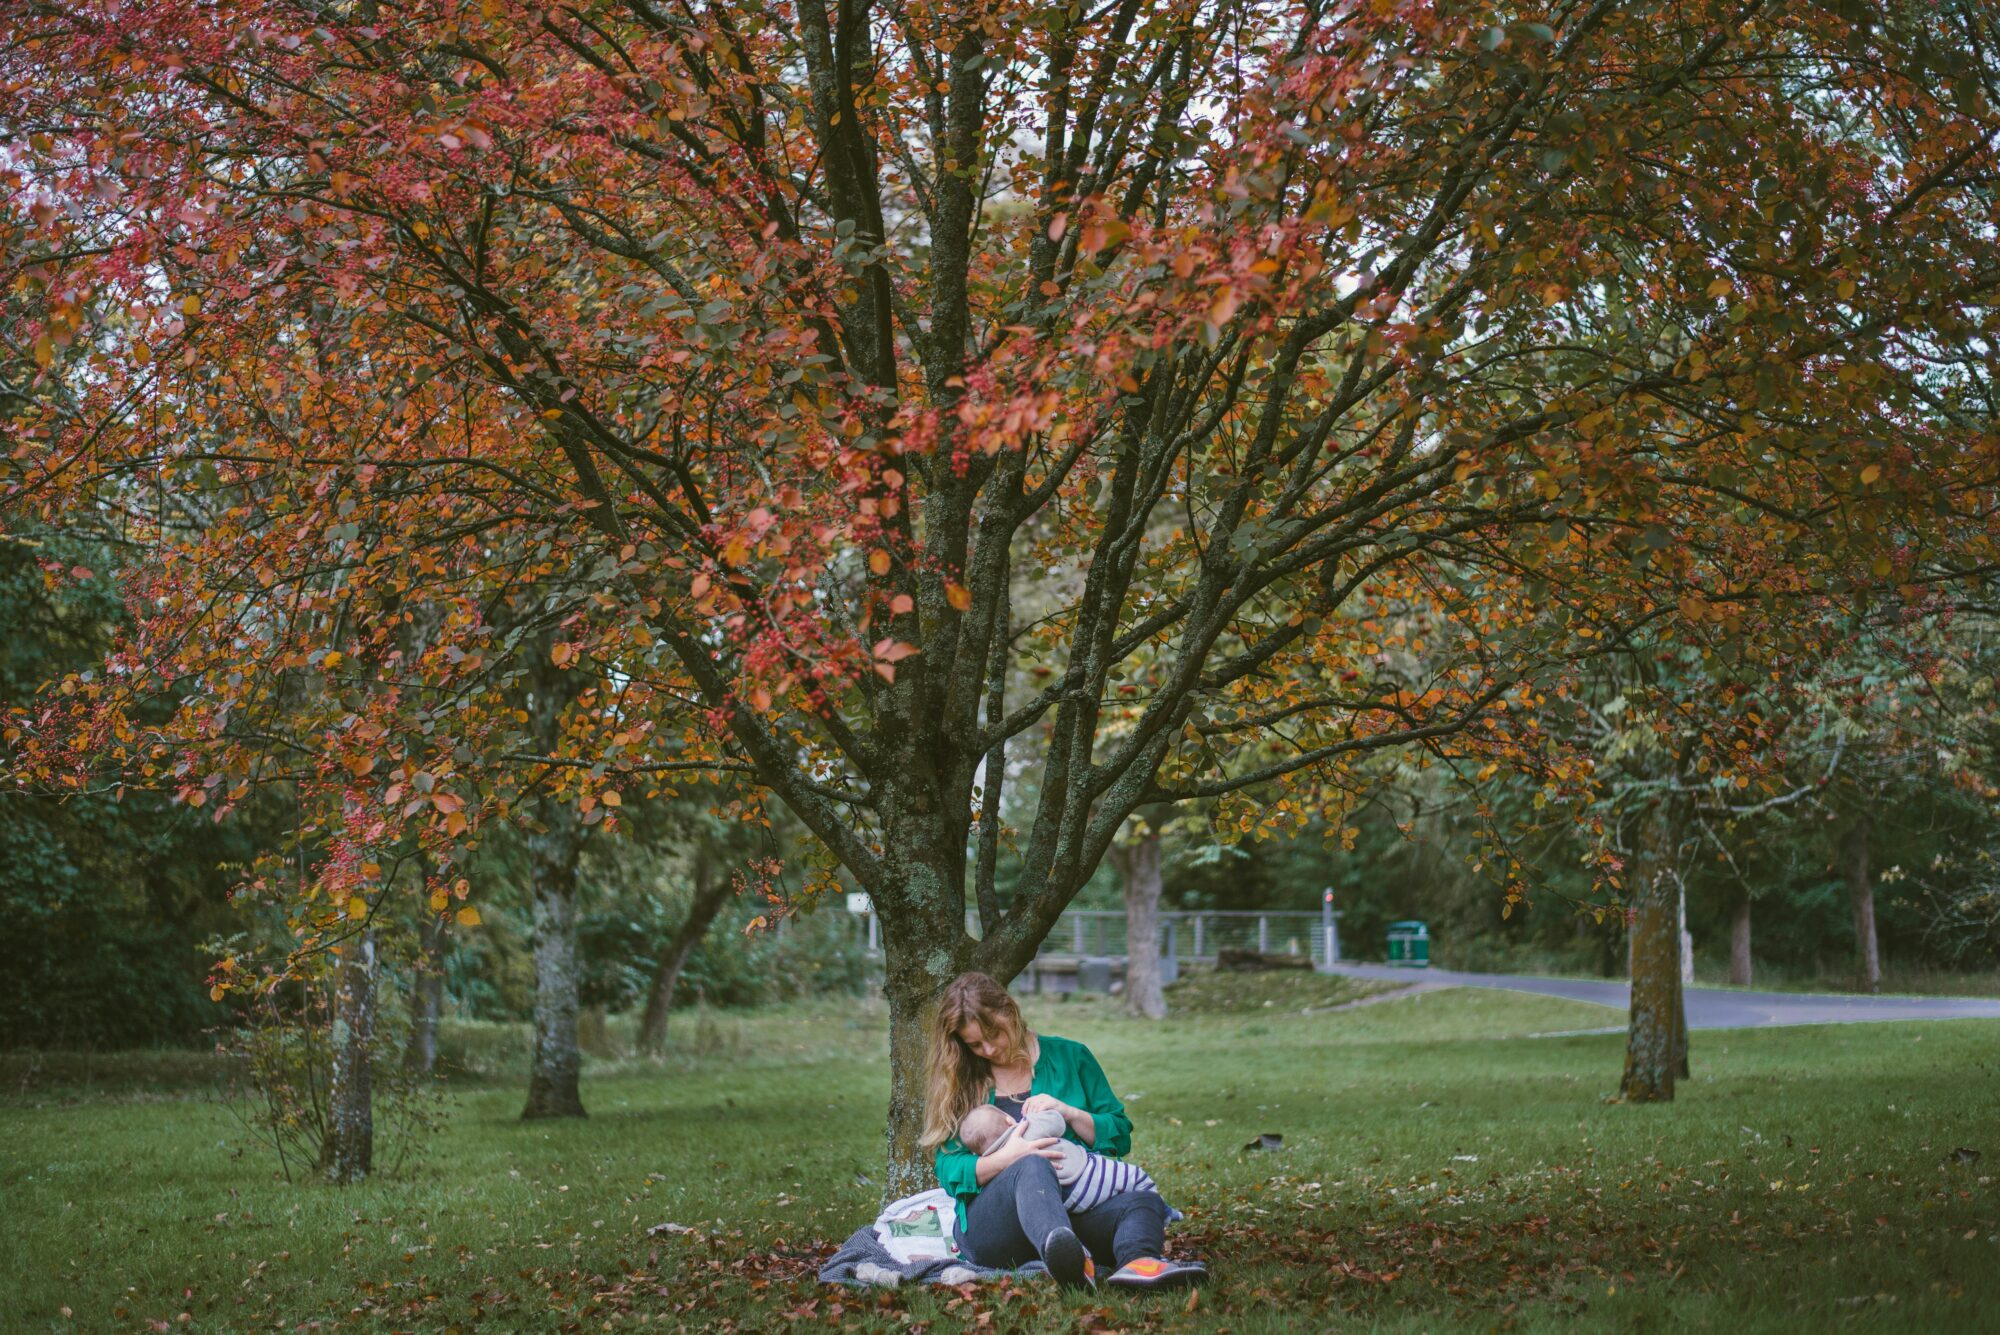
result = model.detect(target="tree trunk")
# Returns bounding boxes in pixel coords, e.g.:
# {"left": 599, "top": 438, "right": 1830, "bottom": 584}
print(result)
{"left": 1621, "top": 800, "right": 1686, "bottom": 1102}
{"left": 521, "top": 801, "right": 588, "bottom": 1119}
{"left": 1842, "top": 813, "right": 1880, "bottom": 994}
{"left": 404, "top": 909, "right": 447, "bottom": 1077}
{"left": 883, "top": 977, "right": 942, "bottom": 1200}
{"left": 322, "top": 931, "right": 377, "bottom": 1184}
{"left": 638, "top": 850, "right": 734, "bottom": 1055}
{"left": 1110, "top": 832, "right": 1167, "bottom": 1020}
{"left": 1729, "top": 894, "right": 1753, "bottom": 987}
{"left": 878, "top": 883, "right": 970, "bottom": 1200}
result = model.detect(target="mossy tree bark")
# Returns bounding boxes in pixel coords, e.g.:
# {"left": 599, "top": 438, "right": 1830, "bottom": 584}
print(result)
{"left": 521, "top": 638, "right": 589, "bottom": 1119}
{"left": 322, "top": 931, "right": 378, "bottom": 1184}
{"left": 521, "top": 801, "right": 587, "bottom": 1119}
{"left": 1621, "top": 797, "right": 1689, "bottom": 1102}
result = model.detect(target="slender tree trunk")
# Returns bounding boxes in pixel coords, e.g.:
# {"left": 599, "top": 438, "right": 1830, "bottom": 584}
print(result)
{"left": 404, "top": 909, "right": 447, "bottom": 1077}
{"left": 521, "top": 801, "right": 588, "bottom": 1119}
{"left": 1842, "top": 813, "right": 1880, "bottom": 994}
{"left": 1729, "top": 894, "right": 1753, "bottom": 987}
{"left": 638, "top": 851, "right": 734, "bottom": 1055}
{"left": 1622, "top": 799, "right": 1686, "bottom": 1102}
{"left": 322, "top": 931, "right": 377, "bottom": 1184}
{"left": 1110, "top": 832, "right": 1167, "bottom": 1020}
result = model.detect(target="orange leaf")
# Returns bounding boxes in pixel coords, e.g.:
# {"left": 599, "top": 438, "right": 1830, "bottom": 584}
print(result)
{"left": 456, "top": 905, "right": 482, "bottom": 927}
{"left": 868, "top": 550, "right": 892, "bottom": 576}
{"left": 946, "top": 583, "right": 972, "bottom": 612}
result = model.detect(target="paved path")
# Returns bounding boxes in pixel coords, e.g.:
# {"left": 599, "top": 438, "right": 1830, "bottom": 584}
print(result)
{"left": 1324, "top": 962, "right": 2000, "bottom": 1029}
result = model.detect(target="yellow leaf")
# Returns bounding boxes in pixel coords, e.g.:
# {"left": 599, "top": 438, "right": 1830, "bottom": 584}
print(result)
{"left": 210, "top": 984, "right": 227, "bottom": 1002}
{"left": 181, "top": 295, "right": 201, "bottom": 315}
{"left": 361, "top": 861, "right": 382, "bottom": 880}
{"left": 347, "top": 896, "right": 368, "bottom": 919}
{"left": 429, "top": 891, "right": 449, "bottom": 912}
{"left": 443, "top": 810, "right": 468, "bottom": 837}
{"left": 600, "top": 790, "right": 621, "bottom": 808}
{"left": 1859, "top": 464, "right": 1882, "bottom": 486}
{"left": 456, "top": 905, "right": 482, "bottom": 927}
{"left": 1705, "top": 277, "right": 1733, "bottom": 299}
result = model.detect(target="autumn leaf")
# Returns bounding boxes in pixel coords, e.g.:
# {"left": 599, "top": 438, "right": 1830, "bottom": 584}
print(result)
{"left": 457, "top": 906, "right": 482, "bottom": 927}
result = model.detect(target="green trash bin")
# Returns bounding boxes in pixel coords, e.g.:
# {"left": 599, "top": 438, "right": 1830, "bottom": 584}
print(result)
{"left": 1386, "top": 920, "right": 1430, "bottom": 967}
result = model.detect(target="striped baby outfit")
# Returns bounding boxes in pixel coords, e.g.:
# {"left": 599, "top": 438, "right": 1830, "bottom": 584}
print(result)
{"left": 1014, "top": 1107, "right": 1161, "bottom": 1212}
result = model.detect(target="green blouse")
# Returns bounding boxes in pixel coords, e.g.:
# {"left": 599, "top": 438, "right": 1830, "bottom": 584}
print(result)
{"left": 932, "top": 1033, "right": 1134, "bottom": 1231}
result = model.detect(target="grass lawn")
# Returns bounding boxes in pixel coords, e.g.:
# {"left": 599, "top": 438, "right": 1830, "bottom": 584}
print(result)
{"left": 3, "top": 980, "right": 1996, "bottom": 1333}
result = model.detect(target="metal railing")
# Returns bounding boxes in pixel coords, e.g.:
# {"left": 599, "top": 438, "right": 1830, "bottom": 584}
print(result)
{"left": 1042, "top": 909, "right": 1338, "bottom": 967}
{"left": 852, "top": 902, "right": 1344, "bottom": 973}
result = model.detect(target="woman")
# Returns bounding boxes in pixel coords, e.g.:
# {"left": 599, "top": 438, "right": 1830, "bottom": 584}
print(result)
{"left": 922, "top": 971, "right": 1205, "bottom": 1291}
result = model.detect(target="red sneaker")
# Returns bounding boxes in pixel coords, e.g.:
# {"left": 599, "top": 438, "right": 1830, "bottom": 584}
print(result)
{"left": 1106, "top": 1257, "right": 1207, "bottom": 1290}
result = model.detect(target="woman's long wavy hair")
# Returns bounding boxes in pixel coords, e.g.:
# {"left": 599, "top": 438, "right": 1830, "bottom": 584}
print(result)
{"left": 919, "top": 972, "right": 1033, "bottom": 1151}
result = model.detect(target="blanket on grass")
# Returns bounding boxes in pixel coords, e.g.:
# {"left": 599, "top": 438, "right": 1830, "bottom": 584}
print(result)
{"left": 817, "top": 1188, "right": 1049, "bottom": 1288}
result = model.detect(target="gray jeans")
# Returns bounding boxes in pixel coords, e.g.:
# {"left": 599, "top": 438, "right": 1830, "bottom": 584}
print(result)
{"left": 959, "top": 1155, "right": 1167, "bottom": 1271}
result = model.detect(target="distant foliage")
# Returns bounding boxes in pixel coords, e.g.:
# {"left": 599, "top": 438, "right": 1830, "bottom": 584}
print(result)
{"left": 0, "top": 535, "right": 272, "bottom": 1049}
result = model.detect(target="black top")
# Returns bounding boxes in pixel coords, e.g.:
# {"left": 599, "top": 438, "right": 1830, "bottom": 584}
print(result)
{"left": 992, "top": 1092, "right": 1029, "bottom": 1121}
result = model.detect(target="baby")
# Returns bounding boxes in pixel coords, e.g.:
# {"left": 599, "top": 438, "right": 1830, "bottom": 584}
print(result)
{"left": 959, "top": 1103, "right": 1159, "bottom": 1213}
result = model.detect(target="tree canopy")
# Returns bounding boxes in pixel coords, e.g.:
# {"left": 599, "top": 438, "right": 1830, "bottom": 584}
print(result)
{"left": 6, "top": 0, "right": 2000, "bottom": 1185}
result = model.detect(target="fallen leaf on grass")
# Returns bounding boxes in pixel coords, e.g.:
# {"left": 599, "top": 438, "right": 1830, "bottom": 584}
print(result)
{"left": 1243, "top": 1132, "right": 1284, "bottom": 1152}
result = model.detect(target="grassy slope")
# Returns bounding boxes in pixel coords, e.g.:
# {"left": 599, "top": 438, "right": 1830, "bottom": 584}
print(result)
{"left": 3, "top": 985, "right": 1996, "bottom": 1333}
